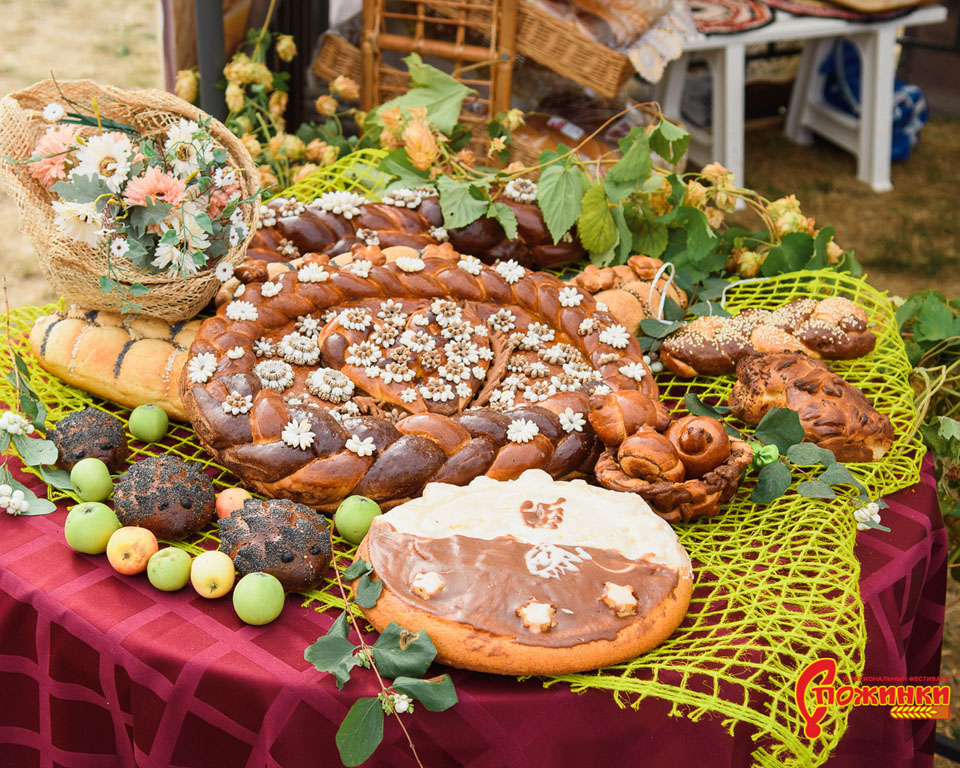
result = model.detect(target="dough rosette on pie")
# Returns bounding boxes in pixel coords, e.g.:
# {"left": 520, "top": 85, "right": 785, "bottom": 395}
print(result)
{"left": 355, "top": 469, "right": 693, "bottom": 675}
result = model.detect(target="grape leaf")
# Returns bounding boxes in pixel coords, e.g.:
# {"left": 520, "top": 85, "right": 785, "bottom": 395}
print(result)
{"left": 753, "top": 407, "right": 806, "bottom": 453}
{"left": 751, "top": 461, "right": 793, "bottom": 504}
{"left": 372, "top": 622, "right": 437, "bottom": 679}
{"left": 577, "top": 184, "right": 617, "bottom": 254}
{"left": 335, "top": 697, "right": 384, "bottom": 767}
{"left": 393, "top": 674, "right": 458, "bottom": 712}
{"left": 537, "top": 163, "right": 582, "bottom": 244}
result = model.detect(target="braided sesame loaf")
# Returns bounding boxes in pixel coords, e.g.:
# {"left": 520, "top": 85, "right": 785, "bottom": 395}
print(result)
{"left": 659, "top": 297, "right": 876, "bottom": 377}
{"left": 181, "top": 246, "right": 658, "bottom": 510}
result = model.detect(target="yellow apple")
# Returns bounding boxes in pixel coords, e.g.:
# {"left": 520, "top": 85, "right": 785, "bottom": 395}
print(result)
{"left": 190, "top": 550, "right": 236, "bottom": 598}
{"left": 106, "top": 526, "right": 158, "bottom": 575}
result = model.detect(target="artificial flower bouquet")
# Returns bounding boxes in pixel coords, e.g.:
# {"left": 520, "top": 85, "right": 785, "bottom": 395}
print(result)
{"left": 0, "top": 79, "right": 260, "bottom": 321}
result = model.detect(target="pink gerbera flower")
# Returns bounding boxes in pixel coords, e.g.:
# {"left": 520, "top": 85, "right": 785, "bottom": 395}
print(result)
{"left": 28, "top": 126, "right": 79, "bottom": 190}
{"left": 122, "top": 166, "right": 186, "bottom": 208}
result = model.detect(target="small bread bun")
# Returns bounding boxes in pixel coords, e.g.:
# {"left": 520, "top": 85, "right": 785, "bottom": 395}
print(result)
{"left": 664, "top": 416, "right": 731, "bottom": 478}
{"left": 587, "top": 390, "right": 660, "bottom": 447}
{"left": 618, "top": 426, "right": 685, "bottom": 482}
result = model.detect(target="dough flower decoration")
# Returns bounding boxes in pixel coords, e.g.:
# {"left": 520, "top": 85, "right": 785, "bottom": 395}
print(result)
{"left": 187, "top": 352, "right": 217, "bottom": 384}
{"left": 281, "top": 418, "right": 316, "bottom": 450}
{"left": 346, "top": 435, "right": 376, "bottom": 457}
{"left": 507, "top": 418, "right": 540, "bottom": 444}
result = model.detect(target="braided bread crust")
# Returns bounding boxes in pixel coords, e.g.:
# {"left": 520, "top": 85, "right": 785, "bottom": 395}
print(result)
{"left": 659, "top": 297, "right": 876, "bottom": 377}
{"left": 594, "top": 438, "right": 753, "bottom": 522}
{"left": 182, "top": 247, "right": 654, "bottom": 511}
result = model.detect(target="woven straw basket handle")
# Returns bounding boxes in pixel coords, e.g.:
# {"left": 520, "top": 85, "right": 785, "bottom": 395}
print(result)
{"left": 0, "top": 79, "right": 260, "bottom": 322}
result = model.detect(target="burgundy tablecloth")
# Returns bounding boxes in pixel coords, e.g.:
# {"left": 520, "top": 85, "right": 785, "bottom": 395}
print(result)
{"left": 0, "top": 456, "right": 945, "bottom": 768}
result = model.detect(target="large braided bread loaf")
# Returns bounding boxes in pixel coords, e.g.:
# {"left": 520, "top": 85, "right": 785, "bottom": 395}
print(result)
{"left": 246, "top": 183, "right": 584, "bottom": 271}
{"left": 181, "top": 245, "right": 660, "bottom": 511}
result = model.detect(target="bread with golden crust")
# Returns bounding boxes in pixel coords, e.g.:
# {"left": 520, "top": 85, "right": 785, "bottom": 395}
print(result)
{"left": 28, "top": 307, "right": 199, "bottom": 420}
{"left": 181, "top": 245, "right": 656, "bottom": 511}
{"left": 728, "top": 353, "right": 894, "bottom": 462}
{"left": 354, "top": 470, "right": 693, "bottom": 675}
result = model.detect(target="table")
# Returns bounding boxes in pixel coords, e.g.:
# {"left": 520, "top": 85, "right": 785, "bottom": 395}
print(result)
{"left": 652, "top": 5, "right": 948, "bottom": 191}
{"left": 0, "top": 454, "right": 944, "bottom": 767}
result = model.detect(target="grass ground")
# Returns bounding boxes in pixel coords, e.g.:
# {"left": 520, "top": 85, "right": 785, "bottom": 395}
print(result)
{"left": 0, "top": 0, "right": 958, "bottom": 760}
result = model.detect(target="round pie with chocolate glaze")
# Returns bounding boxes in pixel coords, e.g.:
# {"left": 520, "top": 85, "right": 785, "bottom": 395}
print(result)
{"left": 180, "top": 245, "right": 659, "bottom": 511}
{"left": 354, "top": 469, "right": 693, "bottom": 676}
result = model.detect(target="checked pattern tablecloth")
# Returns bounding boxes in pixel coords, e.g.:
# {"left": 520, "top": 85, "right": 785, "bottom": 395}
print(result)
{"left": 0, "top": 454, "right": 945, "bottom": 768}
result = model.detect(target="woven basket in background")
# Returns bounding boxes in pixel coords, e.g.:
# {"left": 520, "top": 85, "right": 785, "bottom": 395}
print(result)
{"left": 0, "top": 80, "right": 260, "bottom": 322}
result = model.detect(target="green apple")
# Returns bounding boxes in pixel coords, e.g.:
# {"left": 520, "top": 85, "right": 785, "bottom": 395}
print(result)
{"left": 129, "top": 405, "right": 169, "bottom": 442}
{"left": 64, "top": 502, "right": 121, "bottom": 554}
{"left": 70, "top": 458, "right": 114, "bottom": 502}
{"left": 232, "top": 572, "right": 285, "bottom": 625}
{"left": 147, "top": 547, "right": 192, "bottom": 591}
{"left": 334, "top": 495, "right": 382, "bottom": 545}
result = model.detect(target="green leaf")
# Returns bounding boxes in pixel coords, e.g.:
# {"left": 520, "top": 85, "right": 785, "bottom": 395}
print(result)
{"left": 753, "top": 407, "right": 806, "bottom": 453}
{"left": 0, "top": 474, "right": 56, "bottom": 516}
{"left": 687, "top": 301, "right": 731, "bottom": 318}
{"left": 193, "top": 212, "right": 213, "bottom": 234}
{"left": 51, "top": 174, "right": 109, "bottom": 203}
{"left": 684, "top": 393, "right": 732, "bottom": 419}
{"left": 343, "top": 558, "right": 373, "bottom": 581}
{"left": 761, "top": 233, "right": 815, "bottom": 276}
{"left": 38, "top": 466, "right": 73, "bottom": 491}
{"left": 577, "top": 184, "right": 617, "bottom": 254}
{"left": 372, "top": 622, "right": 437, "bottom": 679}
{"left": 437, "top": 177, "right": 487, "bottom": 230}
{"left": 786, "top": 443, "right": 836, "bottom": 467}
{"left": 128, "top": 201, "right": 173, "bottom": 236}
{"left": 488, "top": 201, "right": 518, "bottom": 240}
{"left": 537, "top": 164, "right": 582, "bottom": 244}
{"left": 895, "top": 292, "right": 926, "bottom": 329}
{"left": 335, "top": 697, "right": 385, "bottom": 768}
{"left": 99, "top": 276, "right": 117, "bottom": 294}
{"left": 607, "top": 127, "right": 652, "bottom": 185}
{"left": 11, "top": 435, "right": 58, "bottom": 466}
{"left": 632, "top": 218, "right": 669, "bottom": 258}
{"left": 371, "top": 53, "right": 473, "bottom": 135}
{"left": 639, "top": 318, "right": 685, "bottom": 339}
{"left": 393, "top": 674, "right": 458, "bottom": 712}
{"left": 129, "top": 282, "right": 150, "bottom": 297}
{"left": 0, "top": 432, "right": 9, "bottom": 453}
{"left": 796, "top": 480, "right": 837, "bottom": 500}
{"left": 649, "top": 119, "right": 690, "bottom": 164}
{"left": 379, "top": 150, "right": 429, "bottom": 188}
{"left": 672, "top": 206, "right": 718, "bottom": 264}
{"left": 914, "top": 293, "right": 960, "bottom": 343}
{"left": 937, "top": 416, "right": 960, "bottom": 441}
{"left": 355, "top": 572, "right": 383, "bottom": 609}
{"left": 751, "top": 461, "right": 793, "bottom": 504}
{"left": 304, "top": 627, "right": 361, "bottom": 690}
{"left": 818, "top": 463, "right": 866, "bottom": 494}
{"left": 807, "top": 226, "right": 835, "bottom": 270}
{"left": 611, "top": 206, "right": 632, "bottom": 263}
{"left": 588, "top": 247, "right": 616, "bottom": 268}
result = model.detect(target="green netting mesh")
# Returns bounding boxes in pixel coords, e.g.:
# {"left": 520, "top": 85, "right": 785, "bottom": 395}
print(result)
{"left": 0, "top": 267, "right": 922, "bottom": 767}
{"left": 0, "top": 142, "right": 923, "bottom": 767}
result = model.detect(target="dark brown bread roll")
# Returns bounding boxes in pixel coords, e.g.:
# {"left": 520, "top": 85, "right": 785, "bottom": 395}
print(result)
{"left": 49, "top": 407, "right": 129, "bottom": 471}
{"left": 113, "top": 455, "right": 216, "bottom": 540}
{"left": 218, "top": 498, "right": 331, "bottom": 593}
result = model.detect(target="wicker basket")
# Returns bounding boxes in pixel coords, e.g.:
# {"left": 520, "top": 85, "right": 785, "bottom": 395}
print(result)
{"left": 435, "top": 0, "right": 635, "bottom": 99}
{"left": 0, "top": 80, "right": 260, "bottom": 322}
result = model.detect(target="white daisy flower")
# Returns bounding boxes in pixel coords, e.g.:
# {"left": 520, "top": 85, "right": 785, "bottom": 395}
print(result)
{"left": 558, "top": 409, "right": 586, "bottom": 433}
{"left": 74, "top": 133, "right": 132, "bottom": 193}
{"left": 52, "top": 200, "right": 101, "bottom": 247}
{"left": 281, "top": 418, "right": 316, "bottom": 451}
{"left": 222, "top": 391, "right": 253, "bottom": 416}
{"left": 495, "top": 260, "right": 525, "bottom": 284}
{"left": 457, "top": 255, "right": 483, "bottom": 275}
{"left": 187, "top": 352, "right": 217, "bottom": 384}
{"left": 43, "top": 103, "right": 65, "bottom": 122}
{"left": 230, "top": 207, "right": 245, "bottom": 227}
{"left": 507, "top": 418, "right": 540, "bottom": 444}
{"left": 557, "top": 287, "right": 583, "bottom": 308}
{"left": 226, "top": 301, "right": 258, "bottom": 322}
{"left": 395, "top": 255, "right": 425, "bottom": 273}
{"left": 164, "top": 118, "right": 214, "bottom": 177}
{"left": 110, "top": 238, "right": 130, "bottom": 259}
{"left": 618, "top": 361, "right": 647, "bottom": 381}
{"left": 228, "top": 228, "right": 240, "bottom": 248}
{"left": 260, "top": 280, "right": 282, "bottom": 298}
{"left": 297, "top": 263, "right": 329, "bottom": 283}
{"left": 226, "top": 346, "right": 245, "bottom": 360}
{"left": 215, "top": 261, "right": 235, "bottom": 282}
{"left": 599, "top": 325, "right": 631, "bottom": 349}
{"left": 345, "top": 434, "right": 376, "bottom": 457}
